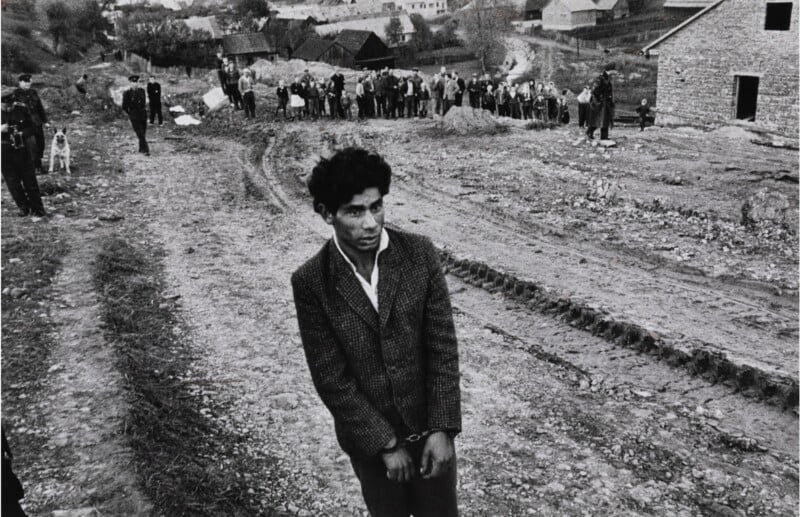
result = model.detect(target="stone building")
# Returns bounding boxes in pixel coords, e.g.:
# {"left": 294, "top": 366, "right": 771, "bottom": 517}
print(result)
{"left": 642, "top": 0, "right": 799, "bottom": 135}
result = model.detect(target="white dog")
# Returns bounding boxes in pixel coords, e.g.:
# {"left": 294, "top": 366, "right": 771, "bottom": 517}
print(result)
{"left": 49, "top": 127, "right": 71, "bottom": 174}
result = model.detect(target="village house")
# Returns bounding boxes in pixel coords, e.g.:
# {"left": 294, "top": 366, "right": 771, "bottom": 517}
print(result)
{"left": 594, "top": 0, "right": 629, "bottom": 22}
{"left": 314, "top": 13, "right": 416, "bottom": 45}
{"left": 540, "top": 0, "right": 631, "bottom": 29}
{"left": 523, "top": 0, "right": 549, "bottom": 20}
{"left": 663, "top": 0, "right": 717, "bottom": 16}
{"left": 292, "top": 37, "right": 350, "bottom": 64}
{"left": 182, "top": 15, "right": 224, "bottom": 44}
{"left": 335, "top": 29, "right": 395, "bottom": 68}
{"left": 223, "top": 32, "right": 279, "bottom": 66}
{"left": 274, "top": 0, "right": 447, "bottom": 21}
{"left": 642, "top": 0, "right": 799, "bottom": 135}
{"left": 542, "top": 0, "right": 598, "bottom": 29}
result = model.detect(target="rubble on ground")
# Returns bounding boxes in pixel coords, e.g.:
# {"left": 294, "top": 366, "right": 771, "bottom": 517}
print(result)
{"left": 741, "top": 189, "right": 791, "bottom": 226}
{"left": 438, "top": 106, "right": 509, "bottom": 136}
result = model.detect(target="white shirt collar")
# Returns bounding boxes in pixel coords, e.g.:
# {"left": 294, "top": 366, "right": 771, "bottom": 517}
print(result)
{"left": 333, "top": 228, "right": 390, "bottom": 312}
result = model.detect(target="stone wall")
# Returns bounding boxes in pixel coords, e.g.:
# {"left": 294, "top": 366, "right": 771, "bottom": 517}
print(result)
{"left": 653, "top": 0, "right": 799, "bottom": 136}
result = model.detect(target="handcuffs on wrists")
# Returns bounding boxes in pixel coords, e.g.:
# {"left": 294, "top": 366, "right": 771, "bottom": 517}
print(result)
{"left": 380, "top": 428, "right": 453, "bottom": 455}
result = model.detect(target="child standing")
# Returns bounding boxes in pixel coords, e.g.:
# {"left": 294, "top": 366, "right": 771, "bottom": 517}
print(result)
{"left": 635, "top": 98, "right": 651, "bottom": 131}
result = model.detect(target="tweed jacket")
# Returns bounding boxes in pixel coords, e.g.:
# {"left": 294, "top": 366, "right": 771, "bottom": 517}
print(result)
{"left": 291, "top": 228, "right": 462, "bottom": 459}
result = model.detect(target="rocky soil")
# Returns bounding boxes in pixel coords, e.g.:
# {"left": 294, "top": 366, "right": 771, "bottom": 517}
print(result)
{"left": 1, "top": 67, "right": 797, "bottom": 516}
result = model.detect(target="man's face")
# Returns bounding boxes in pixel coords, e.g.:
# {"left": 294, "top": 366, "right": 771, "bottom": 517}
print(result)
{"left": 19, "top": 81, "right": 30, "bottom": 90}
{"left": 325, "top": 187, "right": 384, "bottom": 253}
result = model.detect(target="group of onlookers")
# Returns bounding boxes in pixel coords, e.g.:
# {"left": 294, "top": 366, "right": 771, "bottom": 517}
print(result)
{"left": 214, "top": 57, "right": 634, "bottom": 140}
{"left": 264, "top": 66, "right": 577, "bottom": 125}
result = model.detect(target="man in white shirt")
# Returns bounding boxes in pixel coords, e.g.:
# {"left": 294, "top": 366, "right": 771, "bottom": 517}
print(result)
{"left": 577, "top": 85, "right": 592, "bottom": 128}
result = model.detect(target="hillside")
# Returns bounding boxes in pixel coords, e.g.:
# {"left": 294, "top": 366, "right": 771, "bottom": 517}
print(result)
{"left": 1, "top": 2, "right": 61, "bottom": 80}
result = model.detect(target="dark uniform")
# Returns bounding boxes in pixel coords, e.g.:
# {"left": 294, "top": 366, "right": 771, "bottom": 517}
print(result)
{"left": 147, "top": 79, "right": 163, "bottom": 125}
{"left": 13, "top": 76, "right": 48, "bottom": 173}
{"left": 1, "top": 93, "right": 46, "bottom": 217}
{"left": 122, "top": 76, "right": 150, "bottom": 155}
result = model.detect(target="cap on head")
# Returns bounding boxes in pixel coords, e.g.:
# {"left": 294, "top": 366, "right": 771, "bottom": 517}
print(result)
{"left": 18, "top": 74, "right": 32, "bottom": 83}
{"left": 128, "top": 75, "right": 139, "bottom": 82}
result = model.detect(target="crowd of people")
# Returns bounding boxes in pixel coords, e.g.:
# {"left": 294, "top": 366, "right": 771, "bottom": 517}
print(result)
{"left": 215, "top": 57, "right": 630, "bottom": 140}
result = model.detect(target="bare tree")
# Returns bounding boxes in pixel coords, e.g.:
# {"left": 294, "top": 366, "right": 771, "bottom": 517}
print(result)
{"left": 462, "top": 0, "right": 514, "bottom": 73}
{"left": 385, "top": 15, "right": 404, "bottom": 46}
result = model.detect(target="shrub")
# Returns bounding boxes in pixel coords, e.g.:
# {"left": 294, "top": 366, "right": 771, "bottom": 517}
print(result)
{"left": 11, "top": 23, "right": 32, "bottom": 38}
{"left": 1, "top": 41, "right": 42, "bottom": 73}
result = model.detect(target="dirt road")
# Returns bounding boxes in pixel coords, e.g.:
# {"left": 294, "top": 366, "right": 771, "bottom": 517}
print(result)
{"left": 3, "top": 110, "right": 797, "bottom": 515}
{"left": 133, "top": 118, "right": 797, "bottom": 514}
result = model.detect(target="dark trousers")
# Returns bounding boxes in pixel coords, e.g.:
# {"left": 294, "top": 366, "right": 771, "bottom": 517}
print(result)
{"left": 455, "top": 93, "right": 463, "bottom": 107}
{"left": 586, "top": 126, "right": 609, "bottom": 140}
{"left": 218, "top": 71, "right": 228, "bottom": 94}
{"left": 356, "top": 96, "right": 365, "bottom": 119}
{"left": 2, "top": 147, "right": 45, "bottom": 214}
{"left": 228, "top": 85, "right": 242, "bottom": 109}
{"left": 578, "top": 103, "right": 589, "bottom": 127}
{"left": 350, "top": 443, "right": 458, "bottom": 517}
{"left": 330, "top": 97, "right": 341, "bottom": 119}
{"left": 387, "top": 96, "right": 397, "bottom": 118}
{"left": 274, "top": 99, "right": 288, "bottom": 119}
{"left": 28, "top": 125, "right": 44, "bottom": 170}
{"left": 375, "top": 95, "right": 385, "bottom": 117}
{"left": 242, "top": 91, "right": 255, "bottom": 118}
{"left": 365, "top": 93, "right": 375, "bottom": 117}
{"left": 404, "top": 96, "right": 414, "bottom": 118}
{"left": 130, "top": 118, "right": 149, "bottom": 153}
{"left": 149, "top": 101, "right": 163, "bottom": 124}
{"left": 639, "top": 116, "right": 647, "bottom": 131}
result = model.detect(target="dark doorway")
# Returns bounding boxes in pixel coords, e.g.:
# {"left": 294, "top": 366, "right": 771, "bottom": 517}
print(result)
{"left": 735, "top": 75, "right": 759, "bottom": 121}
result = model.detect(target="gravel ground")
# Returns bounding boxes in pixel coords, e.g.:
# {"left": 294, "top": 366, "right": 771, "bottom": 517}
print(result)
{"left": 2, "top": 83, "right": 797, "bottom": 516}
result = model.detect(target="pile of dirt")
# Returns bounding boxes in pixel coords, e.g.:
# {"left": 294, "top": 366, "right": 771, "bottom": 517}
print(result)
{"left": 741, "top": 188, "right": 791, "bottom": 226}
{"left": 437, "top": 106, "right": 509, "bottom": 135}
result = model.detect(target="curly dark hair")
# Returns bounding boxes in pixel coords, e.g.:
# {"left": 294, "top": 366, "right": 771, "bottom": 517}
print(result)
{"left": 308, "top": 147, "right": 392, "bottom": 215}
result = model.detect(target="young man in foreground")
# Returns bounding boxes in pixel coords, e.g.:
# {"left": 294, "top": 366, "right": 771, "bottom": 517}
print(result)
{"left": 291, "top": 148, "right": 462, "bottom": 517}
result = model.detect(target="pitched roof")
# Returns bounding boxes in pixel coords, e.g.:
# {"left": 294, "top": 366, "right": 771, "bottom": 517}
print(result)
{"left": 182, "top": 15, "right": 223, "bottom": 39}
{"left": 642, "top": 0, "right": 726, "bottom": 53}
{"left": 335, "top": 29, "right": 374, "bottom": 54}
{"left": 274, "top": 0, "right": 388, "bottom": 23}
{"left": 314, "top": 13, "right": 416, "bottom": 43}
{"left": 525, "top": 0, "right": 549, "bottom": 9}
{"left": 549, "top": 0, "right": 598, "bottom": 12}
{"left": 663, "top": 0, "right": 716, "bottom": 7}
{"left": 223, "top": 32, "right": 277, "bottom": 55}
{"left": 292, "top": 37, "right": 338, "bottom": 60}
{"left": 594, "top": 0, "right": 624, "bottom": 9}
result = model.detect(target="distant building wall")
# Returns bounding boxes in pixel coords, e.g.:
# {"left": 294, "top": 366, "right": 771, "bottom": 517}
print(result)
{"left": 653, "top": 0, "right": 799, "bottom": 135}
{"left": 543, "top": 1, "right": 597, "bottom": 30}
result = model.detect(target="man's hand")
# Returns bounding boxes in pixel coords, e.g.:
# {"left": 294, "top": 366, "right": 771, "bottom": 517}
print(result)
{"left": 380, "top": 441, "right": 414, "bottom": 483}
{"left": 420, "top": 431, "right": 454, "bottom": 479}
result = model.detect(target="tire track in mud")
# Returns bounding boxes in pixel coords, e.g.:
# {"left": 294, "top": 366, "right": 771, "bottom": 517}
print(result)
{"left": 250, "top": 124, "right": 797, "bottom": 410}
{"left": 131, "top": 131, "right": 798, "bottom": 515}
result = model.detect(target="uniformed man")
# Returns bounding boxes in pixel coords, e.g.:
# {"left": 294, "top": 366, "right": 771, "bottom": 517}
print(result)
{"left": 1, "top": 89, "right": 47, "bottom": 217}
{"left": 122, "top": 75, "right": 149, "bottom": 155}
{"left": 147, "top": 74, "right": 163, "bottom": 125}
{"left": 12, "top": 74, "right": 49, "bottom": 174}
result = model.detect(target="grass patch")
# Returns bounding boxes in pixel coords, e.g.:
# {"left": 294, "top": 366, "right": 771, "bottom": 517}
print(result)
{"left": 1, "top": 222, "right": 69, "bottom": 515}
{"left": 93, "top": 236, "right": 274, "bottom": 516}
